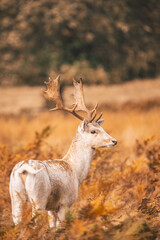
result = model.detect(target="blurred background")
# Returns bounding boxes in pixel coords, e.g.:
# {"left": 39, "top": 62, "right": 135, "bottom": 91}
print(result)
{"left": 0, "top": 0, "right": 159, "bottom": 86}
{"left": 0, "top": 0, "right": 160, "bottom": 115}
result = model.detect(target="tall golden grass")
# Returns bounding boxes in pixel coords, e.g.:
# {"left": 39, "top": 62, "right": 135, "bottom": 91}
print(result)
{"left": 0, "top": 108, "right": 160, "bottom": 239}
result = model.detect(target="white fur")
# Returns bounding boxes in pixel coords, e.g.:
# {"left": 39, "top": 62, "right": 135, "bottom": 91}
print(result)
{"left": 9, "top": 120, "right": 117, "bottom": 228}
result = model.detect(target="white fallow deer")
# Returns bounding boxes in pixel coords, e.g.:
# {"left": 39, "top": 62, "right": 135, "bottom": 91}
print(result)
{"left": 9, "top": 76, "right": 117, "bottom": 228}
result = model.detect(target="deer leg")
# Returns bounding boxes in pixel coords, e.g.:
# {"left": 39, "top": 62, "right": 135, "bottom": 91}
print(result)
{"left": 11, "top": 196, "right": 24, "bottom": 225}
{"left": 10, "top": 189, "right": 27, "bottom": 225}
{"left": 48, "top": 210, "right": 56, "bottom": 228}
{"left": 31, "top": 201, "right": 47, "bottom": 219}
{"left": 56, "top": 206, "right": 66, "bottom": 227}
{"left": 10, "top": 173, "right": 27, "bottom": 225}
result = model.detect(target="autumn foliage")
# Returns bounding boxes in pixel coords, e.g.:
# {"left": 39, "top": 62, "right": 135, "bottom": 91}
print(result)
{"left": 0, "top": 105, "right": 159, "bottom": 239}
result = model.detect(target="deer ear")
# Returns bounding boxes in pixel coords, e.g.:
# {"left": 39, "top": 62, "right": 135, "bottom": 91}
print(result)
{"left": 97, "top": 119, "right": 104, "bottom": 126}
{"left": 79, "top": 119, "right": 88, "bottom": 132}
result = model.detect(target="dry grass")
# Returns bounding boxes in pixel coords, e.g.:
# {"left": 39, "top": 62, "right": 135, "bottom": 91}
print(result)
{"left": 64, "top": 78, "right": 160, "bottom": 110}
{"left": 0, "top": 78, "right": 160, "bottom": 114}
{"left": 0, "top": 106, "right": 160, "bottom": 239}
{"left": 0, "top": 78, "right": 160, "bottom": 239}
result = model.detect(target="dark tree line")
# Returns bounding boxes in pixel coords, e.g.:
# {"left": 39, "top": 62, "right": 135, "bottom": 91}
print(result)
{"left": 0, "top": 0, "right": 159, "bottom": 85}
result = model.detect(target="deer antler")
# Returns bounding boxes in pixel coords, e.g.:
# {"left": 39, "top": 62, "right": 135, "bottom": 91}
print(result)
{"left": 43, "top": 75, "right": 63, "bottom": 109}
{"left": 42, "top": 75, "right": 84, "bottom": 121}
{"left": 73, "top": 78, "right": 98, "bottom": 122}
{"left": 42, "top": 75, "right": 102, "bottom": 122}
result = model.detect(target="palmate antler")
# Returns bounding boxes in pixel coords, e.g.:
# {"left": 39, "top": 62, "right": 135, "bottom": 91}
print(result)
{"left": 42, "top": 75, "right": 103, "bottom": 122}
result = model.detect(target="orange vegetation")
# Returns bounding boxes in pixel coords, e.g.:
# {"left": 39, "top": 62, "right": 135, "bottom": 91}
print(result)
{"left": 0, "top": 107, "right": 160, "bottom": 239}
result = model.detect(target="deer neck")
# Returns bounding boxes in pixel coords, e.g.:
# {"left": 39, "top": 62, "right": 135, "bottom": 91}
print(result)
{"left": 63, "top": 133, "right": 95, "bottom": 185}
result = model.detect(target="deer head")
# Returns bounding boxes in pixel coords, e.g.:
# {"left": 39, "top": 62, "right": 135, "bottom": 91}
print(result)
{"left": 77, "top": 119, "right": 117, "bottom": 149}
{"left": 43, "top": 75, "right": 117, "bottom": 148}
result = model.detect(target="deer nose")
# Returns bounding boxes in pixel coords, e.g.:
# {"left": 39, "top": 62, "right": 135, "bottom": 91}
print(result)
{"left": 112, "top": 139, "right": 117, "bottom": 145}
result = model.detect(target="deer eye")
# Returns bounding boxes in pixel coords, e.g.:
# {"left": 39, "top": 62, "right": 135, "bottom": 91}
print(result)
{"left": 91, "top": 130, "right": 96, "bottom": 134}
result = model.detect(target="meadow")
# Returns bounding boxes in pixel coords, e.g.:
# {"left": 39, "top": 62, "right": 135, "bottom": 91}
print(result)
{"left": 0, "top": 82, "right": 160, "bottom": 239}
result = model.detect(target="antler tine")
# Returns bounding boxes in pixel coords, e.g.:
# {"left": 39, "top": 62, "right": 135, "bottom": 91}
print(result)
{"left": 69, "top": 104, "right": 84, "bottom": 121}
{"left": 73, "top": 78, "right": 99, "bottom": 122}
{"left": 88, "top": 103, "right": 98, "bottom": 122}
{"left": 73, "top": 77, "right": 88, "bottom": 112}
{"left": 43, "top": 75, "right": 84, "bottom": 121}
{"left": 96, "top": 112, "right": 103, "bottom": 122}
{"left": 42, "top": 75, "right": 64, "bottom": 109}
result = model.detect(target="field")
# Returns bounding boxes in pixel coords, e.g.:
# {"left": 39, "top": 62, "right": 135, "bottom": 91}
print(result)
{"left": 0, "top": 79, "right": 160, "bottom": 239}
